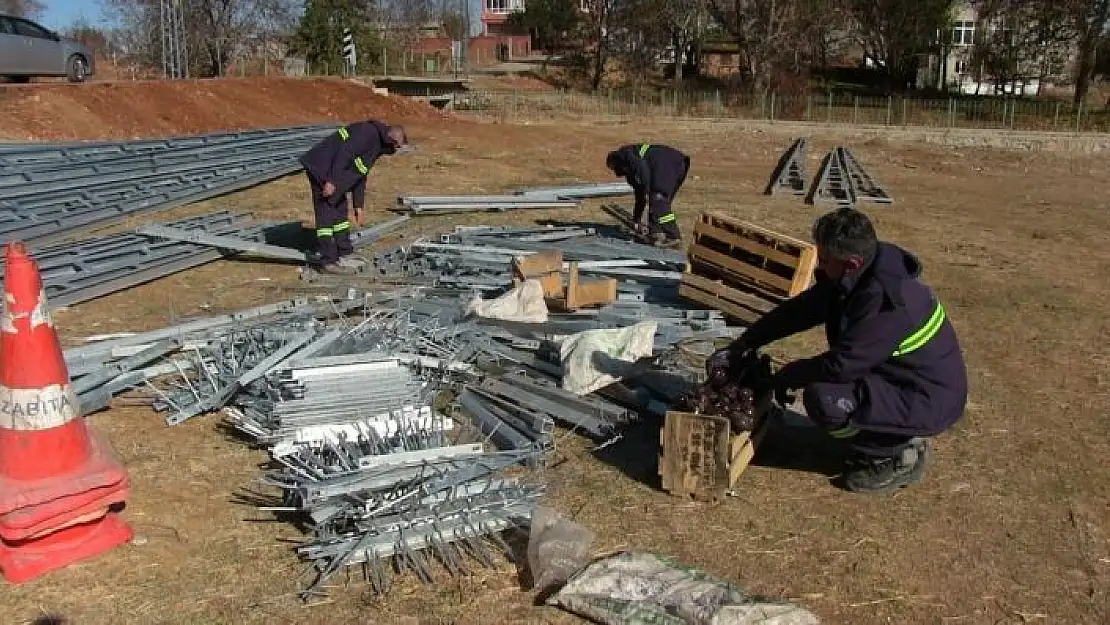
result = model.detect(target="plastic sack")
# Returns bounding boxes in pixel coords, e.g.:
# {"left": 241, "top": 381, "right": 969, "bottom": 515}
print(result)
{"left": 548, "top": 551, "right": 822, "bottom": 625}
{"left": 527, "top": 506, "right": 596, "bottom": 597}
{"left": 463, "top": 278, "right": 548, "bottom": 323}
{"left": 560, "top": 320, "right": 658, "bottom": 396}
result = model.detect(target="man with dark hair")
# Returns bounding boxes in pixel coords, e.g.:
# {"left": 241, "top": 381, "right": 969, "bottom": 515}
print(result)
{"left": 707, "top": 207, "right": 968, "bottom": 494}
{"left": 605, "top": 142, "right": 690, "bottom": 248}
{"left": 300, "top": 120, "right": 410, "bottom": 274}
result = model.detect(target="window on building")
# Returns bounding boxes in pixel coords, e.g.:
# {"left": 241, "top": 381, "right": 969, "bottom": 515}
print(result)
{"left": 951, "top": 21, "right": 975, "bottom": 46}
{"left": 954, "top": 60, "right": 967, "bottom": 74}
{"left": 485, "top": 0, "right": 524, "bottom": 13}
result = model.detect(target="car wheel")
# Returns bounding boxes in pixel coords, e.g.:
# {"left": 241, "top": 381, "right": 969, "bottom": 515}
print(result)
{"left": 66, "top": 55, "right": 89, "bottom": 83}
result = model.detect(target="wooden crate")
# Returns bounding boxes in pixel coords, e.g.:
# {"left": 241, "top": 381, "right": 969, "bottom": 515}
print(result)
{"left": 658, "top": 409, "right": 771, "bottom": 502}
{"left": 680, "top": 212, "right": 818, "bottom": 323}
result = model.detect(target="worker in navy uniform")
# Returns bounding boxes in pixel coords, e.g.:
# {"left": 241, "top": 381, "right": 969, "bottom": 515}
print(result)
{"left": 605, "top": 142, "right": 690, "bottom": 248}
{"left": 299, "top": 120, "right": 409, "bottom": 274}
{"left": 708, "top": 207, "right": 968, "bottom": 494}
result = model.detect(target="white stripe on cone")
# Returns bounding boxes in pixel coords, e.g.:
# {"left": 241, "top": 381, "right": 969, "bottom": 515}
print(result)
{"left": 0, "top": 384, "right": 79, "bottom": 430}
{"left": 1, "top": 288, "right": 54, "bottom": 334}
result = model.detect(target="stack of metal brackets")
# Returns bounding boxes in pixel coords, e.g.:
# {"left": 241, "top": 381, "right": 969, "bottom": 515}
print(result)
{"left": 0, "top": 124, "right": 334, "bottom": 247}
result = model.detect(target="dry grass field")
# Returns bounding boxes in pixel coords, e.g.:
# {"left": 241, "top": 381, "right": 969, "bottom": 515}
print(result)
{"left": 0, "top": 79, "right": 1107, "bottom": 625}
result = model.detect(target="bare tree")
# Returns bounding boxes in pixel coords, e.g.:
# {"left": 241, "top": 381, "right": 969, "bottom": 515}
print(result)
{"left": 847, "top": 0, "right": 956, "bottom": 92}
{"left": 707, "top": 0, "right": 808, "bottom": 93}
{"left": 581, "top": 0, "right": 619, "bottom": 90}
{"left": 970, "top": 0, "right": 1074, "bottom": 96}
{"left": 1070, "top": 0, "right": 1110, "bottom": 105}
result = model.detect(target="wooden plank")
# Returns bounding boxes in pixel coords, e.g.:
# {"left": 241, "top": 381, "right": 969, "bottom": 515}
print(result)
{"left": 702, "top": 212, "right": 812, "bottom": 249}
{"left": 693, "top": 220, "right": 803, "bottom": 269}
{"left": 788, "top": 245, "right": 818, "bottom": 297}
{"left": 680, "top": 282, "right": 761, "bottom": 325}
{"left": 680, "top": 273, "right": 777, "bottom": 312}
{"left": 688, "top": 245, "right": 795, "bottom": 295}
{"left": 513, "top": 249, "right": 562, "bottom": 279}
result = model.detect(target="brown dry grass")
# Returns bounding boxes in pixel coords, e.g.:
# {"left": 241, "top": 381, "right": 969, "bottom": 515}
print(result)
{"left": 1, "top": 116, "right": 1108, "bottom": 625}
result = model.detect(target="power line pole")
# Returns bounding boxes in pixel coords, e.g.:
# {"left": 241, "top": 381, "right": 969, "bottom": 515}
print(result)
{"left": 160, "top": 0, "right": 188, "bottom": 79}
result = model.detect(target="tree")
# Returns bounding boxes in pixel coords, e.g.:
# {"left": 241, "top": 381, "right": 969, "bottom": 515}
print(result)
{"left": 1070, "top": 0, "right": 1110, "bottom": 105}
{"left": 580, "top": 0, "right": 618, "bottom": 90}
{"left": 290, "top": 0, "right": 379, "bottom": 74}
{"left": 102, "top": 0, "right": 302, "bottom": 77}
{"left": 847, "top": 0, "right": 956, "bottom": 92}
{"left": 506, "top": 0, "right": 581, "bottom": 64}
{"left": 707, "top": 0, "right": 810, "bottom": 93}
{"left": 618, "top": 0, "right": 710, "bottom": 86}
{"left": 970, "top": 0, "right": 1074, "bottom": 96}
{"left": 0, "top": 0, "right": 44, "bottom": 18}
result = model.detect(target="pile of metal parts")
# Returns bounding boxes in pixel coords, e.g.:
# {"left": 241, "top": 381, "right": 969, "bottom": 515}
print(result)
{"left": 397, "top": 181, "right": 633, "bottom": 214}
{"left": 3, "top": 211, "right": 301, "bottom": 310}
{"left": 763, "top": 137, "right": 894, "bottom": 206}
{"left": 369, "top": 223, "right": 690, "bottom": 306}
{"left": 63, "top": 276, "right": 719, "bottom": 598}
{"left": 0, "top": 124, "right": 334, "bottom": 247}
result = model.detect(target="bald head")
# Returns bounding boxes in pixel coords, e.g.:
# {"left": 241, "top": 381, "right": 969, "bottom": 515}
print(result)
{"left": 386, "top": 125, "right": 408, "bottom": 148}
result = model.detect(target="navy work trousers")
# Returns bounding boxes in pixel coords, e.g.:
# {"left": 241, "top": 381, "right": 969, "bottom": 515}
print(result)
{"left": 802, "top": 380, "right": 918, "bottom": 459}
{"left": 306, "top": 173, "right": 352, "bottom": 265}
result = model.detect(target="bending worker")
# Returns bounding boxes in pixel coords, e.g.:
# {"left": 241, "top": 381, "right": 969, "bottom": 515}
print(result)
{"left": 605, "top": 142, "right": 690, "bottom": 248}
{"left": 299, "top": 119, "right": 409, "bottom": 274}
{"left": 708, "top": 207, "right": 968, "bottom": 494}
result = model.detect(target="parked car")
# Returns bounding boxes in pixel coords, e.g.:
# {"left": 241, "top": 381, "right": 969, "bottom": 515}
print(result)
{"left": 0, "top": 13, "right": 95, "bottom": 83}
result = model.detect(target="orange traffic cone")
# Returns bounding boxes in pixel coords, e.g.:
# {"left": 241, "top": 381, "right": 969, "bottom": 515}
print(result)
{"left": 0, "top": 242, "right": 132, "bottom": 583}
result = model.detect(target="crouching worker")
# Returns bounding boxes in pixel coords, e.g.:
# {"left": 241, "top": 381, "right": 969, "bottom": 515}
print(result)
{"left": 605, "top": 142, "right": 690, "bottom": 248}
{"left": 299, "top": 120, "right": 409, "bottom": 274}
{"left": 707, "top": 207, "right": 968, "bottom": 494}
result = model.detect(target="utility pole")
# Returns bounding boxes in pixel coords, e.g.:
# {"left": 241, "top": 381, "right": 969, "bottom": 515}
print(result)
{"left": 160, "top": 0, "right": 188, "bottom": 79}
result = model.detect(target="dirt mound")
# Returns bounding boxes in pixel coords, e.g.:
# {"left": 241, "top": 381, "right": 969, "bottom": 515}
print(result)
{"left": 0, "top": 76, "right": 448, "bottom": 141}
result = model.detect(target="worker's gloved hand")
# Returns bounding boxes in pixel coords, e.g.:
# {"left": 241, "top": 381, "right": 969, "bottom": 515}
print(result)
{"left": 322, "top": 181, "right": 337, "bottom": 198}
{"left": 771, "top": 361, "right": 803, "bottom": 407}
{"left": 705, "top": 338, "right": 753, "bottom": 384}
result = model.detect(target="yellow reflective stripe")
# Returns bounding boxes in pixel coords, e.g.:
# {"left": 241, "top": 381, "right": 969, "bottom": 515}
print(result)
{"left": 657, "top": 213, "right": 676, "bottom": 224}
{"left": 333, "top": 221, "right": 351, "bottom": 232}
{"left": 893, "top": 301, "right": 946, "bottom": 357}
{"left": 316, "top": 227, "right": 334, "bottom": 237}
{"left": 353, "top": 156, "right": 369, "bottom": 175}
{"left": 337, "top": 127, "right": 350, "bottom": 141}
{"left": 638, "top": 143, "right": 650, "bottom": 157}
{"left": 828, "top": 424, "right": 860, "bottom": 439}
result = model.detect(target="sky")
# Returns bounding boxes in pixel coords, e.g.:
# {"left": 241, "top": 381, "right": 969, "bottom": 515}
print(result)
{"left": 39, "top": 0, "right": 107, "bottom": 31}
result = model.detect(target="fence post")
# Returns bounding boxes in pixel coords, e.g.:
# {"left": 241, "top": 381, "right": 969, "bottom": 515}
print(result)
{"left": 770, "top": 92, "right": 776, "bottom": 122}
{"left": 886, "top": 95, "right": 892, "bottom": 126}
{"left": 1053, "top": 101, "right": 1060, "bottom": 131}
{"left": 714, "top": 90, "right": 721, "bottom": 119}
{"left": 1076, "top": 101, "right": 1084, "bottom": 133}
{"left": 826, "top": 92, "right": 832, "bottom": 123}
{"left": 805, "top": 94, "right": 811, "bottom": 121}
{"left": 946, "top": 98, "right": 953, "bottom": 128}
{"left": 902, "top": 98, "right": 907, "bottom": 127}
{"left": 853, "top": 95, "right": 858, "bottom": 124}
{"left": 1009, "top": 99, "right": 1016, "bottom": 130}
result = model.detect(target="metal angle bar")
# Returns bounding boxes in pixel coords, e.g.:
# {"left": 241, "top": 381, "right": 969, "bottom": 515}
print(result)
{"left": 406, "top": 201, "right": 579, "bottom": 215}
{"left": 512, "top": 181, "right": 634, "bottom": 199}
{"left": 135, "top": 224, "right": 307, "bottom": 262}
{"left": 71, "top": 338, "right": 183, "bottom": 396}
{"left": 10, "top": 160, "right": 308, "bottom": 248}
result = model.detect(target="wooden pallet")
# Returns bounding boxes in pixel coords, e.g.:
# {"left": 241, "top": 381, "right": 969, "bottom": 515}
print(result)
{"left": 658, "top": 410, "right": 771, "bottom": 502}
{"left": 680, "top": 213, "right": 817, "bottom": 323}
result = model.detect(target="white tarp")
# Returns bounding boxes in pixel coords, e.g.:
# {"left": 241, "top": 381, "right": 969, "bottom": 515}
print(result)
{"left": 548, "top": 551, "right": 822, "bottom": 625}
{"left": 463, "top": 279, "right": 548, "bottom": 323}
{"left": 559, "top": 320, "right": 657, "bottom": 396}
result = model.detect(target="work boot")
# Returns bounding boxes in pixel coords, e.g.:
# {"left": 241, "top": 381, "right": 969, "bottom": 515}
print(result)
{"left": 318, "top": 262, "right": 357, "bottom": 276}
{"left": 840, "top": 438, "right": 929, "bottom": 494}
{"left": 651, "top": 231, "right": 683, "bottom": 249}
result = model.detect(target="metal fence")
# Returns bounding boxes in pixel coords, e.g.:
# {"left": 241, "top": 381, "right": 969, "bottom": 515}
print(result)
{"left": 452, "top": 89, "right": 1110, "bottom": 133}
